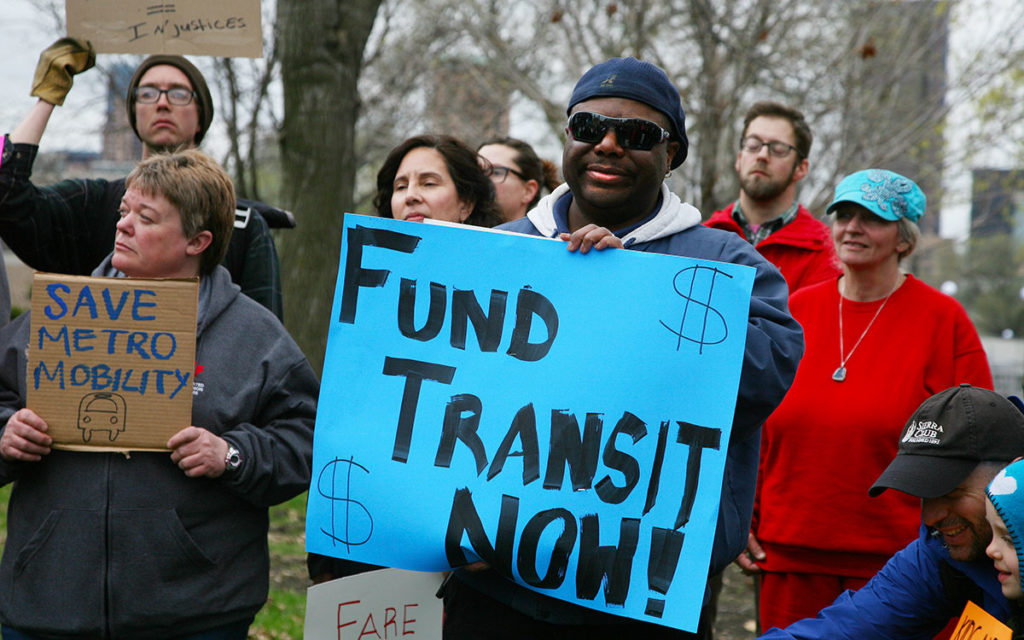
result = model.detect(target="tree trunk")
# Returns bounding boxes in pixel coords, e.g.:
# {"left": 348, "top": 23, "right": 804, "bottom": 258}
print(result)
{"left": 277, "top": 0, "right": 382, "bottom": 374}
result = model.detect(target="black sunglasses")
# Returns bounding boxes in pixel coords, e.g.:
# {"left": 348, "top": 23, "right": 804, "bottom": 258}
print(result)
{"left": 567, "top": 111, "right": 671, "bottom": 150}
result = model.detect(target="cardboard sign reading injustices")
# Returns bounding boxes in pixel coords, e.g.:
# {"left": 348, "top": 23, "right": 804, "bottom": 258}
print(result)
{"left": 28, "top": 273, "right": 198, "bottom": 452}
{"left": 306, "top": 214, "right": 755, "bottom": 632}
{"left": 66, "top": 0, "right": 263, "bottom": 58}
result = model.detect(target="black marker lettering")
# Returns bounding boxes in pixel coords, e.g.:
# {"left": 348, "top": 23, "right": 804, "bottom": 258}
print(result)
{"left": 506, "top": 288, "right": 558, "bottom": 362}
{"left": 487, "top": 403, "right": 540, "bottom": 485}
{"left": 594, "top": 412, "right": 647, "bottom": 504}
{"left": 435, "top": 394, "right": 488, "bottom": 475}
{"left": 397, "top": 279, "right": 446, "bottom": 341}
{"left": 340, "top": 226, "right": 420, "bottom": 323}
{"left": 382, "top": 357, "right": 456, "bottom": 463}
{"left": 543, "top": 411, "right": 602, "bottom": 491}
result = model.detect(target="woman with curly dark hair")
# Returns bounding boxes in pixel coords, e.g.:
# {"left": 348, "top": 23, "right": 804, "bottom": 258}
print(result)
{"left": 375, "top": 134, "right": 500, "bottom": 227}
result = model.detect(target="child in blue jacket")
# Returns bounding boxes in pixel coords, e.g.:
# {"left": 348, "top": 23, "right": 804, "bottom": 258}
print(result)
{"left": 986, "top": 458, "right": 1024, "bottom": 637}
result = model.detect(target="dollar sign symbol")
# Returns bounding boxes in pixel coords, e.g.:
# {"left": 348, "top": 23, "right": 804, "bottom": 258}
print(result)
{"left": 660, "top": 266, "right": 732, "bottom": 354}
{"left": 317, "top": 456, "right": 374, "bottom": 551}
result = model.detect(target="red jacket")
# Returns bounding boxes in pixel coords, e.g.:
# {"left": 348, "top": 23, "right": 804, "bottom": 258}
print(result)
{"left": 706, "top": 204, "right": 840, "bottom": 294}
{"left": 754, "top": 275, "right": 993, "bottom": 576}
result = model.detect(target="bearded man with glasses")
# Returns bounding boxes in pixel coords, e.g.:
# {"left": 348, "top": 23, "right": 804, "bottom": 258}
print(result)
{"left": 0, "top": 41, "right": 289, "bottom": 320}
{"left": 439, "top": 56, "right": 804, "bottom": 640}
{"left": 706, "top": 102, "right": 839, "bottom": 294}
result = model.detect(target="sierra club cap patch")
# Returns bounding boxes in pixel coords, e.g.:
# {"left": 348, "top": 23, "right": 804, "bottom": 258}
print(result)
{"left": 870, "top": 384, "right": 1024, "bottom": 498}
{"left": 901, "top": 419, "right": 943, "bottom": 446}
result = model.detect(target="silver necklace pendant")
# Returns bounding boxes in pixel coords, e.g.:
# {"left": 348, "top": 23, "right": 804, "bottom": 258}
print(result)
{"left": 832, "top": 366, "right": 847, "bottom": 382}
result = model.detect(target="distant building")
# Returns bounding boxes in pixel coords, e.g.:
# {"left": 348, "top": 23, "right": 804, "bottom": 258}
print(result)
{"left": 839, "top": 0, "right": 949, "bottom": 236}
{"left": 970, "top": 168, "right": 1024, "bottom": 243}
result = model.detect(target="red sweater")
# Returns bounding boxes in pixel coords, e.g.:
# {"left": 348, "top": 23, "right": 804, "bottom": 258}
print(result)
{"left": 755, "top": 275, "right": 993, "bottom": 576}
{"left": 706, "top": 204, "right": 840, "bottom": 294}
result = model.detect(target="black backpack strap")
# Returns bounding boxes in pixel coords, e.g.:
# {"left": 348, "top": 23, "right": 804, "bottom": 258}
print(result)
{"left": 235, "top": 197, "right": 296, "bottom": 229}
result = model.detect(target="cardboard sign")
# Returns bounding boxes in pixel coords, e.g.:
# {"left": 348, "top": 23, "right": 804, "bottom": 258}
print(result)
{"left": 28, "top": 273, "right": 198, "bottom": 452}
{"left": 951, "top": 601, "right": 1012, "bottom": 640}
{"left": 66, "top": 0, "right": 263, "bottom": 58}
{"left": 304, "top": 569, "right": 443, "bottom": 640}
{"left": 306, "top": 214, "right": 755, "bottom": 632}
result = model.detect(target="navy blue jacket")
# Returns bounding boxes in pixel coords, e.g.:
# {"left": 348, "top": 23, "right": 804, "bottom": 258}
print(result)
{"left": 455, "top": 184, "right": 803, "bottom": 625}
{"left": 759, "top": 525, "right": 1009, "bottom": 639}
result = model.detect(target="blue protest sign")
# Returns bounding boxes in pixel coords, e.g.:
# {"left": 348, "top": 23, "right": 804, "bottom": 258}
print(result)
{"left": 307, "top": 214, "right": 754, "bottom": 632}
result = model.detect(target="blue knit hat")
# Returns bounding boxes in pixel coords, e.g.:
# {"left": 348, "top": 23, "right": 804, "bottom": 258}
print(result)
{"left": 568, "top": 57, "right": 689, "bottom": 169}
{"left": 987, "top": 459, "right": 1024, "bottom": 570}
{"left": 826, "top": 169, "right": 926, "bottom": 222}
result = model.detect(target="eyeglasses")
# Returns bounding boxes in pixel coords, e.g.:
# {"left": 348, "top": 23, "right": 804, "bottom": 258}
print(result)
{"left": 488, "top": 165, "right": 527, "bottom": 184}
{"left": 567, "top": 112, "right": 671, "bottom": 150}
{"left": 134, "top": 86, "right": 196, "bottom": 106}
{"left": 740, "top": 135, "right": 799, "bottom": 158}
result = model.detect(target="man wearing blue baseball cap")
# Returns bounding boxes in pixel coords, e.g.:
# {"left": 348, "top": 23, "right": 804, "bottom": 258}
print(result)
{"left": 758, "top": 385, "right": 1024, "bottom": 639}
{"left": 439, "top": 57, "right": 804, "bottom": 639}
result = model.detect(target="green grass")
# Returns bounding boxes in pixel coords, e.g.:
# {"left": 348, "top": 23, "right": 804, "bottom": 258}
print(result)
{"left": 252, "top": 493, "right": 310, "bottom": 639}
{"left": 0, "top": 483, "right": 9, "bottom": 549}
{"left": 0, "top": 484, "right": 309, "bottom": 639}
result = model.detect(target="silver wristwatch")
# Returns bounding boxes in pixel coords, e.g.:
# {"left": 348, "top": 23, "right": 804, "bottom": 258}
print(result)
{"left": 224, "top": 444, "right": 242, "bottom": 473}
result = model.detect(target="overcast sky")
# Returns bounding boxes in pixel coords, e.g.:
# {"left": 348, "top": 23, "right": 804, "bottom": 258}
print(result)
{"left": 0, "top": 0, "right": 110, "bottom": 153}
{"left": 2, "top": 0, "right": 1019, "bottom": 240}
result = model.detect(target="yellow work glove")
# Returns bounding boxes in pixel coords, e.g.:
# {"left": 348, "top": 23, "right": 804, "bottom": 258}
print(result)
{"left": 30, "top": 37, "right": 96, "bottom": 106}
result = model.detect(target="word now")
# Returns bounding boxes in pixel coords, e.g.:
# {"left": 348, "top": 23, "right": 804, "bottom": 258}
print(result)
{"left": 446, "top": 491, "right": 686, "bottom": 618}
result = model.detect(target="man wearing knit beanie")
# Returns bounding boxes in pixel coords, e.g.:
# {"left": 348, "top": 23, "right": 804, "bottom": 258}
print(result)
{"left": 126, "top": 54, "right": 215, "bottom": 150}
{"left": 440, "top": 57, "right": 803, "bottom": 640}
{"left": 0, "top": 40, "right": 286, "bottom": 319}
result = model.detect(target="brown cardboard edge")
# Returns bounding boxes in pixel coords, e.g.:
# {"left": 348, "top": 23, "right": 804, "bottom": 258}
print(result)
{"left": 54, "top": 443, "right": 171, "bottom": 453}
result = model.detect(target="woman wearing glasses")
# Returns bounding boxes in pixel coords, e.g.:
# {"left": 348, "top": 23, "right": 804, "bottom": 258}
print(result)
{"left": 478, "top": 137, "right": 560, "bottom": 222}
{"left": 375, "top": 134, "right": 500, "bottom": 227}
{"left": 746, "top": 169, "right": 992, "bottom": 631}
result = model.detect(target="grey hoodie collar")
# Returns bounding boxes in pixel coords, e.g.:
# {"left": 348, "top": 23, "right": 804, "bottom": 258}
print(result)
{"left": 525, "top": 182, "right": 702, "bottom": 245}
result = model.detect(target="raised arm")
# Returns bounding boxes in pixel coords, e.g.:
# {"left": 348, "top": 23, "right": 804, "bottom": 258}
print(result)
{"left": 12, "top": 37, "right": 94, "bottom": 144}
{"left": 10, "top": 100, "right": 56, "bottom": 146}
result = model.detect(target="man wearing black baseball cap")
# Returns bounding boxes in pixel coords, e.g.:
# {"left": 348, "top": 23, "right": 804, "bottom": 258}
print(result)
{"left": 0, "top": 39, "right": 287, "bottom": 319}
{"left": 759, "top": 384, "right": 1024, "bottom": 639}
{"left": 440, "top": 57, "right": 803, "bottom": 639}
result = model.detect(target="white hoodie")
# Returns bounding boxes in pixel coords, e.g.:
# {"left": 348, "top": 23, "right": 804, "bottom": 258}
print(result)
{"left": 523, "top": 182, "right": 702, "bottom": 246}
